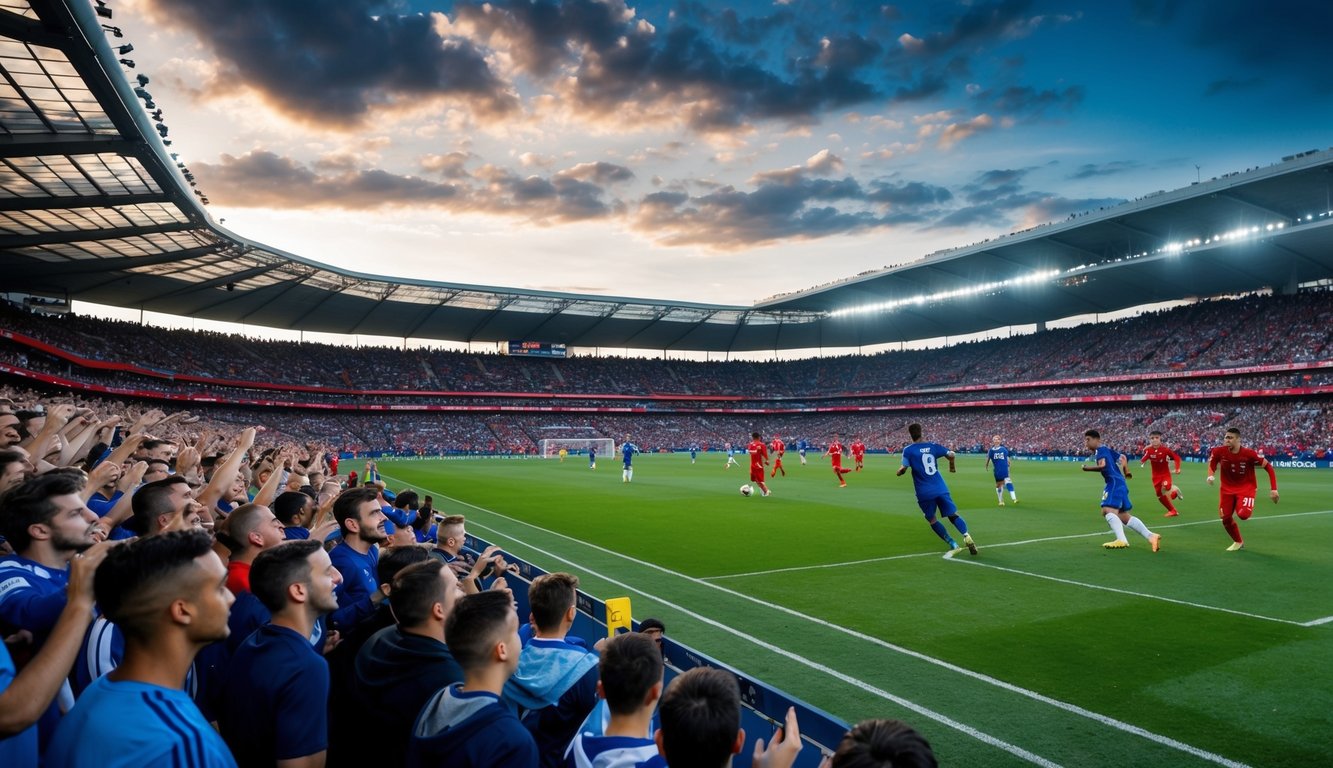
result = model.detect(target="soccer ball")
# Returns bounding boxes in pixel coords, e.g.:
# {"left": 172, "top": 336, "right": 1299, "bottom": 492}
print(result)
{"left": 740, "top": 484, "right": 753, "bottom": 497}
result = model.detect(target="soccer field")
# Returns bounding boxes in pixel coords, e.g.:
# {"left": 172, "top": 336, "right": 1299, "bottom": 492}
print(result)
{"left": 377, "top": 453, "right": 1333, "bottom": 767}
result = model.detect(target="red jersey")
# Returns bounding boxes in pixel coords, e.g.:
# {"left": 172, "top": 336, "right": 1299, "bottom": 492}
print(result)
{"left": 850, "top": 441, "right": 866, "bottom": 457}
{"left": 1140, "top": 445, "right": 1181, "bottom": 477}
{"left": 827, "top": 441, "right": 845, "bottom": 464}
{"left": 769, "top": 438, "right": 785, "bottom": 456}
{"left": 1208, "top": 446, "right": 1276, "bottom": 493}
{"left": 747, "top": 440, "right": 769, "bottom": 468}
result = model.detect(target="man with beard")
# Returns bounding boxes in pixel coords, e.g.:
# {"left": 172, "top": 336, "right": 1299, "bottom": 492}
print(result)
{"left": 328, "top": 487, "right": 387, "bottom": 634}
{"left": 219, "top": 540, "right": 341, "bottom": 767}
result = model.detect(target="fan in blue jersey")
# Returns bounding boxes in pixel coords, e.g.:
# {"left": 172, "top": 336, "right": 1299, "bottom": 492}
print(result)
{"left": 564, "top": 632, "right": 662, "bottom": 768}
{"left": 896, "top": 423, "right": 977, "bottom": 555}
{"left": 1082, "top": 431, "right": 1161, "bottom": 552}
{"left": 620, "top": 437, "right": 640, "bottom": 484}
{"left": 985, "top": 435, "right": 1019, "bottom": 506}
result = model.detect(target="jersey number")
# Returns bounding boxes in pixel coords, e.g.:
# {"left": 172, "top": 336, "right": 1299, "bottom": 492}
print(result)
{"left": 921, "top": 453, "right": 938, "bottom": 475}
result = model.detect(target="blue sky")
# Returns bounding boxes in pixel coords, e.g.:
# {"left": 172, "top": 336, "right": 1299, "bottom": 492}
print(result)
{"left": 115, "top": 0, "right": 1332, "bottom": 306}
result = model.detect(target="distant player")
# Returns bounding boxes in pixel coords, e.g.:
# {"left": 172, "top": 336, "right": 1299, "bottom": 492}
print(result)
{"left": 798, "top": 441, "right": 808, "bottom": 465}
{"left": 621, "top": 437, "right": 639, "bottom": 483}
{"left": 1082, "top": 430, "right": 1160, "bottom": 552}
{"left": 589, "top": 445, "right": 596, "bottom": 470}
{"left": 1207, "top": 427, "right": 1278, "bottom": 552}
{"left": 896, "top": 423, "right": 976, "bottom": 554}
{"left": 850, "top": 437, "right": 867, "bottom": 471}
{"left": 724, "top": 442, "right": 739, "bottom": 469}
{"left": 558, "top": 448, "right": 568, "bottom": 463}
{"left": 746, "top": 432, "right": 771, "bottom": 497}
{"left": 689, "top": 444, "right": 698, "bottom": 464}
{"left": 769, "top": 435, "right": 786, "bottom": 478}
{"left": 985, "top": 435, "right": 1018, "bottom": 506}
{"left": 1140, "top": 431, "right": 1183, "bottom": 517}
{"left": 824, "top": 433, "right": 853, "bottom": 487}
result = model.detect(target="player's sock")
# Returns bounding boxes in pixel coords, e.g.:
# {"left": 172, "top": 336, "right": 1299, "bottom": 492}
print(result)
{"left": 628, "top": 469, "right": 633, "bottom": 481}
{"left": 929, "top": 520, "right": 951, "bottom": 543}
{"left": 947, "top": 514, "right": 969, "bottom": 535}
{"left": 995, "top": 488, "right": 1004, "bottom": 502}
{"left": 1125, "top": 516, "right": 1154, "bottom": 540}
{"left": 1222, "top": 517, "right": 1243, "bottom": 543}
{"left": 1005, "top": 481, "right": 1015, "bottom": 498}
{"left": 1104, "top": 512, "right": 1128, "bottom": 543}
{"left": 1157, "top": 493, "right": 1174, "bottom": 512}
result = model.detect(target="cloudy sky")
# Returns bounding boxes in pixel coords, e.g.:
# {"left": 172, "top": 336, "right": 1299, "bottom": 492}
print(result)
{"left": 114, "top": 0, "right": 1332, "bottom": 308}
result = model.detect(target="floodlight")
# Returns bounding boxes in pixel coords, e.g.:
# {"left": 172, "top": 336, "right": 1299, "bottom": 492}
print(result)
{"left": 136, "top": 74, "right": 148, "bottom": 86}
{"left": 117, "top": 44, "right": 133, "bottom": 54}
{"left": 118, "top": 58, "right": 134, "bottom": 68}
{"left": 101, "top": 24, "right": 122, "bottom": 37}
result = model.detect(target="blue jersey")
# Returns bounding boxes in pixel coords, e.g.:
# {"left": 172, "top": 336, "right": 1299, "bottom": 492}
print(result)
{"left": 0, "top": 555, "right": 69, "bottom": 646}
{"left": 328, "top": 543, "right": 379, "bottom": 632}
{"left": 219, "top": 624, "right": 329, "bottom": 765}
{"left": 621, "top": 443, "right": 638, "bottom": 466}
{"left": 1094, "top": 446, "right": 1128, "bottom": 488}
{"left": 47, "top": 676, "right": 237, "bottom": 768}
{"left": 0, "top": 638, "right": 38, "bottom": 768}
{"left": 987, "top": 446, "right": 1011, "bottom": 478}
{"left": 901, "top": 442, "right": 953, "bottom": 499}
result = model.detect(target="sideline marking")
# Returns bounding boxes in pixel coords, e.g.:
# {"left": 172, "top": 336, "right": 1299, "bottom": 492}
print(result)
{"left": 384, "top": 472, "right": 1254, "bottom": 768}
{"left": 706, "top": 509, "right": 1333, "bottom": 580}
{"left": 1301, "top": 616, "right": 1333, "bottom": 627}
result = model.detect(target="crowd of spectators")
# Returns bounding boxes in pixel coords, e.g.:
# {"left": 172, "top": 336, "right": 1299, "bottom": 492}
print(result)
{"left": 4, "top": 291, "right": 1331, "bottom": 400}
{"left": 0, "top": 392, "right": 941, "bottom": 768}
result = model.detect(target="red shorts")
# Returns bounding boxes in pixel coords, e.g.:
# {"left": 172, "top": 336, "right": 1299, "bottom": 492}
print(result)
{"left": 1152, "top": 473, "right": 1173, "bottom": 492}
{"left": 773, "top": 456, "right": 783, "bottom": 467}
{"left": 1219, "top": 491, "right": 1256, "bottom": 520}
{"left": 831, "top": 458, "right": 843, "bottom": 468}
{"left": 750, "top": 466, "right": 765, "bottom": 482}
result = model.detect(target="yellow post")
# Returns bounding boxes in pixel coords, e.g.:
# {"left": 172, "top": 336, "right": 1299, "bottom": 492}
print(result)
{"left": 605, "top": 597, "right": 632, "bottom": 637}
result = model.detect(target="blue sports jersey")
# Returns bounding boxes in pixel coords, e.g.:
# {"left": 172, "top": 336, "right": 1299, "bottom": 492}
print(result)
{"left": 1094, "top": 446, "right": 1128, "bottom": 487}
{"left": 219, "top": 624, "right": 329, "bottom": 765}
{"left": 987, "top": 446, "right": 1011, "bottom": 478}
{"left": 0, "top": 555, "right": 69, "bottom": 646}
{"left": 621, "top": 443, "right": 637, "bottom": 466}
{"left": 47, "top": 676, "right": 237, "bottom": 768}
{"left": 0, "top": 638, "right": 38, "bottom": 768}
{"left": 901, "top": 442, "right": 953, "bottom": 499}
{"left": 328, "top": 543, "right": 379, "bottom": 632}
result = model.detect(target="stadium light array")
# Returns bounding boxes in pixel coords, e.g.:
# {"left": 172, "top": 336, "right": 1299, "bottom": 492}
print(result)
{"left": 828, "top": 269, "right": 1061, "bottom": 318}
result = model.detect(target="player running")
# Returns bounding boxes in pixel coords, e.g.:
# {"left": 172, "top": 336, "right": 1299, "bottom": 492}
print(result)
{"left": 1140, "top": 431, "right": 1183, "bottom": 517}
{"left": 769, "top": 435, "right": 786, "bottom": 478}
{"left": 896, "top": 423, "right": 976, "bottom": 554}
{"left": 689, "top": 444, "right": 698, "bottom": 464}
{"left": 824, "top": 433, "right": 853, "bottom": 487}
{"left": 798, "top": 441, "right": 808, "bottom": 465}
{"left": 1207, "top": 427, "right": 1278, "bottom": 552}
{"left": 1082, "top": 430, "right": 1161, "bottom": 551}
{"left": 621, "top": 437, "right": 640, "bottom": 483}
{"left": 850, "top": 437, "right": 867, "bottom": 471}
{"left": 985, "top": 435, "right": 1018, "bottom": 506}
{"left": 589, "top": 445, "right": 597, "bottom": 470}
{"left": 747, "top": 432, "right": 771, "bottom": 497}
{"left": 724, "top": 442, "right": 739, "bottom": 469}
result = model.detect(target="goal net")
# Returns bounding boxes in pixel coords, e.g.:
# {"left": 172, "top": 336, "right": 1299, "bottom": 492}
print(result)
{"left": 539, "top": 438, "right": 615, "bottom": 459}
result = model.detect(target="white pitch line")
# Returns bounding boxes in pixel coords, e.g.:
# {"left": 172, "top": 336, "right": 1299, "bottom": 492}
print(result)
{"left": 943, "top": 553, "right": 1309, "bottom": 626}
{"left": 705, "top": 509, "right": 1333, "bottom": 580}
{"left": 1302, "top": 616, "right": 1333, "bottom": 627}
{"left": 384, "top": 473, "right": 1254, "bottom": 768}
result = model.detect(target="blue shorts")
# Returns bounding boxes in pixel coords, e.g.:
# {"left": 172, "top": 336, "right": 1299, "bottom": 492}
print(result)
{"left": 917, "top": 494, "right": 958, "bottom": 519}
{"left": 992, "top": 470, "right": 1009, "bottom": 481}
{"left": 1100, "top": 483, "right": 1132, "bottom": 511}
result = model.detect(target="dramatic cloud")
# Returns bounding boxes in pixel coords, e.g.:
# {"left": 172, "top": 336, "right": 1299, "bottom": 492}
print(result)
{"left": 144, "top": 0, "right": 517, "bottom": 126}
{"left": 937, "top": 114, "right": 996, "bottom": 149}
{"left": 1068, "top": 161, "right": 1139, "bottom": 180}
{"left": 936, "top": 168, "right": 1124, "bottom": 229}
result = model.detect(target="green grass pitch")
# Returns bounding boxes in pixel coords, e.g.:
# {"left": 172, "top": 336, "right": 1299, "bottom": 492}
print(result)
{"left": 377, "top": 452, "right": 1333, "bottom": 767}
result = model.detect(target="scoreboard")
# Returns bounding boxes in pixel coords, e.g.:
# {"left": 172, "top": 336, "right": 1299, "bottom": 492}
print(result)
{"left": 506, "top": 341, "right": 567, "bottom": 358}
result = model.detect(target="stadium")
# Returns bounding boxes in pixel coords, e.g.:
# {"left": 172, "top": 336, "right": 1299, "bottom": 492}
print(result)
{"left": 1, "top": 1, "right": 1331, "bottom": 767}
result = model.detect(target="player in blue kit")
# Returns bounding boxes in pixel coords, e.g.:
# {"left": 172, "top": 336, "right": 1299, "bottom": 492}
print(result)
{"left": 621, "top": 437, "right": 640, "bottom": 483}
{"left": 985, "top": 435, "right": 1018, "bottom": 506}
{"left": 1082, "top": 430, "right": 1161, "bottom": 552}
{"left": 896, "top": 423, "right": 977, "bottom": 555}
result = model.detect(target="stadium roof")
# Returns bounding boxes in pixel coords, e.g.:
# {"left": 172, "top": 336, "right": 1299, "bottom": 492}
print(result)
{"left": 3, "top": 1, "right": 1333, "bottom": 352}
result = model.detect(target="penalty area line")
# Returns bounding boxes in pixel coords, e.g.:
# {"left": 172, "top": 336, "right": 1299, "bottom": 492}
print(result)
{"left": 382, "top": 472, "right": 1255, "bottom": 768}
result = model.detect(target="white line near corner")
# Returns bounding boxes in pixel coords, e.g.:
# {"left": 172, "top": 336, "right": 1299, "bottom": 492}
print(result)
{"left": 383, "top": 472, "right": 1255, "bottom": 768}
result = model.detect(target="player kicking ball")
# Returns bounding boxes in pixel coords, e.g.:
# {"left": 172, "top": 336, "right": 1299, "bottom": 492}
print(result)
{"left": 1082, "top": 430, "right": 1160, "bottom": 552}
{"left": 897, "top": 423, "right": 976, "bottom": 555}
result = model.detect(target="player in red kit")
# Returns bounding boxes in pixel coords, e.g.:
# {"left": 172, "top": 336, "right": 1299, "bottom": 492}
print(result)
{"left": 850, "top": 438, "right": 867, "bottom": 471}
{"left": 747, "top": 432, "right": 771, "bottom": 497}
{"left": 824, "top": 433, "right": 853, "bottom": 487}
{"left": 769, "top": 435, "right": 786, "bottom": 478}
{"left": 1207, "top": 427, "right": 1278, "bottom": 551}
{"left": 1140, "top": 430, "right": 1184, "bottom": 517}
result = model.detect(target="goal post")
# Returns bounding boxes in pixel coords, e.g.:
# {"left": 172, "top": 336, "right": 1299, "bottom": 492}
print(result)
{"left": 539, "top": 438, "right": 615, "bottom": 459}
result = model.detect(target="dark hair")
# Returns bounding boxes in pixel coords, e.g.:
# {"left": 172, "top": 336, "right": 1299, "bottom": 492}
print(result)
{"left": 250, "top": 539, "right": 322, "bottom": 613}
{"left": 528, "top": 572, "right": 578, "bottom": 632}
{"left": 658, "top": 667, "right": 740, "bottom": 768}
{"left": 830, "top": 719, "right": 937, "bottom": 768}
{"left": 333, "top": 487, "right": 379, "bottom": 536}
{"left": 1084, "top": 429, "right": 1101, "bottom": 439}
{"left": 0, "top": 470, "right": 86, "bottom": 551}
{"left": 393, "top": 489, "right": 419, "bottom": 510}
{"left": 1149, "top": 431, "right": 1162, "bottom": 437}
{"left": 445, "top": 590, "right": 514, "bottom": 670}
{"left": 139, "top": 438, "right": 170, "bottom": 454}
{"left": 95, "top": 530, "right": 214, "bottom": 640}
{"left": 131, "top": 476, "right": 190, "bottom": 525}
{"left": 0, "top": 448, "right": 26, "bottom": 472}
{"left": 271, "top": 491, "right": 310, "bottom": 526}
{"left": 1226, "top": 427, "right": 1241, "bottom": 437}
{"left": 907, "top": 423, "right": 923, "bottom": 441}
{"left": 751, "top": 432, "right": 761, "bottom": 440}
{"left": 390, "top": 560, "right": 448, "bottom": 627}
{"left": 600, "top": 633, "right": 663, "bottom": 715}
{"left": 377, "top": 544, "right": 431, "bottom": 586}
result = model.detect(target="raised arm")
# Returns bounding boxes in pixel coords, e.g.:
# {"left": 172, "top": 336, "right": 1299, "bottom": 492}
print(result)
{"left": 196, "top": 427, "right": 257, "bottom": 512}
